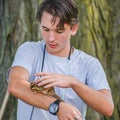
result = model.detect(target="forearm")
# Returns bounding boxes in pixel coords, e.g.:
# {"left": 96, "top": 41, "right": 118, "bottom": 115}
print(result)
{"left": 7, "top": 66, "right": 56, "bottom": 110}
{"left": 8, "top": 80, "right": 56, "bottom": 110}
{"left": 71, "top": 79, "right": 114, "bottom": 116}
{"left": 8, "top": 78, "right": 83, "bottom": 120}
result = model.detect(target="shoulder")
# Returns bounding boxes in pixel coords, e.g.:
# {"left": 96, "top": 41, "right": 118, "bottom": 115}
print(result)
{"left": 18, "top": 40, "right": 44, "bottom": 50}
{"left": 17, "top": 40, "right": 45, "bottom": 55}
{"left": 75, "top": 49, "right": 99, "bottom": 64}
{"left": 78, "top": 50, "right": 104, "bottom": 73}
{"left": 73, "top": 49, "right": 103, "bottom": 71}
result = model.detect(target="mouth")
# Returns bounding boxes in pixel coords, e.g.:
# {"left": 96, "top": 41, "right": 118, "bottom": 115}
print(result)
{"left": 48, "top": 43, "right": 57, "bottom": 48}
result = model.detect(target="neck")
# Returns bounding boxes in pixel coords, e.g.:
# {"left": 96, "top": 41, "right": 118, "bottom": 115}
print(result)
{"left": 46, "top": 45, "right": 73, "bottom": 58}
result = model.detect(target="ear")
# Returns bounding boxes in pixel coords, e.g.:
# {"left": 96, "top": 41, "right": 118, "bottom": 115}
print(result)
{"left": 71, "top": 24, "right": 79, "bottom": 36}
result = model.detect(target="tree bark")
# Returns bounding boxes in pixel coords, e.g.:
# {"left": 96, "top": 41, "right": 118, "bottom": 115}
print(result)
{"left": 0, "top": 0, "right": 120, "bottom": 120}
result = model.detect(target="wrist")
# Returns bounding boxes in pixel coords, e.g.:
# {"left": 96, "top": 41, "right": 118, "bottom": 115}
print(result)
{"left": 56, "top": 101, "right": 65, "bottom": 115}
{"left": 71, "top": 77, "right": 80, "bottom": 88}
{"left": 48, "top": 99, "right": 63, "bottom": 115}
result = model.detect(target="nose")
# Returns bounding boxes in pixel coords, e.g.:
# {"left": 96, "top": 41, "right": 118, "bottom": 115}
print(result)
{"left": 48, "top": 31, "right": 56, "bottom": 42}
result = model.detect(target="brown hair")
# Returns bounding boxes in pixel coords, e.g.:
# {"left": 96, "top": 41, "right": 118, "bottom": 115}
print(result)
{"left": 36, "top": 0, "right": 78, "bottom": 28}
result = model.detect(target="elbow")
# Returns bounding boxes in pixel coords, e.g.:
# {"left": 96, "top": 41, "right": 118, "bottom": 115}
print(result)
{"left": 7, "top": 85, "right": 13, "bottom": 95}
{"left": 7, "top": 83, "right": 16, "bottom": 96}
{"left": 106, "top": 105, "right": 114, "bottom": 117}
{"left": 102, "top": 102, "right": 114, "bottom": 116}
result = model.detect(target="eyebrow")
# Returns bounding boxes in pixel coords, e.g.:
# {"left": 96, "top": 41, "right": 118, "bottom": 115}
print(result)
{"left": 42, "top": 26, "right": 48, "bottom": 29}
{"left": 42, "top": 25, "right": 65, "bottom": 30}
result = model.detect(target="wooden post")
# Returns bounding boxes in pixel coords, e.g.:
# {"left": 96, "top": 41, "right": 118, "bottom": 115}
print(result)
{"left": 0, "top": 91, "right": 10, "bottom": 120}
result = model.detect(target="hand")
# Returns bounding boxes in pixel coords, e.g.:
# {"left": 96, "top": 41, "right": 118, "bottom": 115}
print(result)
{"left": 35, "top": 72, "right": 76, "bottom": 88}
{"left": 57, "top": 102, "right": 82, "bottom": 120}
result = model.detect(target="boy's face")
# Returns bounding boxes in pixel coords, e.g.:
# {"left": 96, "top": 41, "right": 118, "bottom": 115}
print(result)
{"left": 39, "top": 12, "right": 78, "bottom": 57}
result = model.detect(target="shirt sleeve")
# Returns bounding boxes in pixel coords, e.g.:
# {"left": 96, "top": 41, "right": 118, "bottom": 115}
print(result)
{"left": 86, "top": 58, "right": 110, "bottom": 90}
{"left": 11, "top": 42, "right": 35, "bottom": 74}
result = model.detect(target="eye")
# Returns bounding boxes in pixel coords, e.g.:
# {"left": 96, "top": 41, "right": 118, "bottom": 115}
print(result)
{"left": 43, "top": 28, "right": 49, "bottom": 32}
{"left": 42, "top": 26, "right": 49, "bottom": 32}
{"left": 56, "top": 29, "right": 64, "bottom": 34}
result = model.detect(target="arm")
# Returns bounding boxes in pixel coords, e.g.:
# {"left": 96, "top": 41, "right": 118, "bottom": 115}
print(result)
{"left": 7, "top": 66, "right": 82, "bottom": 120}
{"left": 71, "top": 79, "right": 114, "bottom": 116}
{"left": 35, "top": 72, "right": 114, "bottom": 116}
{"left": 7, "top": 66, "right": 55, "bottom": 110}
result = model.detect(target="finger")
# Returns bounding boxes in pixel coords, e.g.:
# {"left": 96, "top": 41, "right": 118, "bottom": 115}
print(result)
{"left": 73, "top": 109, "right": 82, "bottom": 120}
{"left": 35, "top": 75, "right": 52, "bottom": 83}
{"left": 37, "top": 78, "right": 55, "bottom": 87}
{"left": 74, "top": 115, "right": 82, "bottom": 120}
{"left": 44, "top": 82, "right": 57, "bottom": 88}
{"left": 73, "top": 113, "right": 82, "bottom": 120}
{"left": 35, "top": 72, "right": 51, "bottom": 76}
{"left": 76, "top": 109, "right": 81, "bottom": 116}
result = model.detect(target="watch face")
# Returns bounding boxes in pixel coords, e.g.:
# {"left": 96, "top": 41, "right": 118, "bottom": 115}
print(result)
{"left": 49, "top": 103, "right": 59, "bottom": 115}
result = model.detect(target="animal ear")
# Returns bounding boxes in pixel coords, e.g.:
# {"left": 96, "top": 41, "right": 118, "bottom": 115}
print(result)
{"left": 71, "top": 24, "right": 78, "bottom": 36}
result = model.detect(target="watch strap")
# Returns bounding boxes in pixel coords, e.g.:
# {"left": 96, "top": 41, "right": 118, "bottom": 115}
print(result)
{"left": 54, "top": 99, "right": 61, "bottom": 105}
{"left": 49, "top": 99, "right": 62, "bottom": 115}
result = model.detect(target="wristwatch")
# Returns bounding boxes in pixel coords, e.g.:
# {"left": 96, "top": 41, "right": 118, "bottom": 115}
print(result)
{"left": 48, "top": 99, "right": 62, "bottom": 115}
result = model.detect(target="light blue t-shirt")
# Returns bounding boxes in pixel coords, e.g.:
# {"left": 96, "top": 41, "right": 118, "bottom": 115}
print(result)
{"left": 10, "top": 40, "right": 110, "bottom": 120}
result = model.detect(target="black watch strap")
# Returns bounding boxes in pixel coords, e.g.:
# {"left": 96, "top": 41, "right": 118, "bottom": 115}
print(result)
{"left": 49, "top": 99, "right": 62, "bottom": 115}
{"left": 54, "top": 99, "right": 61, "bottom": 105}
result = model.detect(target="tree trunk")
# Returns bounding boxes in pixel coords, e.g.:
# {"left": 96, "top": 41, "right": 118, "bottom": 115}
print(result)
{"left": 0, "top": 0, "right": 120, "bottom": 120}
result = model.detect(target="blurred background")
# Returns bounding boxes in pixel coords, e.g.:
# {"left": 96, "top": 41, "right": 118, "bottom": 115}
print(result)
{"left": 0, "top": 0, "right": 120, "bottom": 120}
